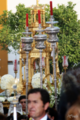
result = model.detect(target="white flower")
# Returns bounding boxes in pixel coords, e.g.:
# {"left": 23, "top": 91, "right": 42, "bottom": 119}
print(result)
{"left": 44, "top": 79, "right": 47, "bottom": 84}
{"left": 1, "top": 74, "right": 14, "bottom": 90}
{"left": 7, "top": 97, "right": 14, "bottom": 102}
{"left": 43, "top": 84, "right": 47, "bottom": 88}
{"left": 48, "top": 90, "right": 51, "bottom": 94}
{"left": 32, "top": 73, "right": 45, "bottom": 88}
{"left": 0, "top": 97, "right": 5, "bottom": 102}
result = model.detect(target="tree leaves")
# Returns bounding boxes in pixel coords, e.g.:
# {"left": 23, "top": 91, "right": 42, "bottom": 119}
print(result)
{"left": 0, "top": 4, "right": 31, "bottom": 52}
{"left": 52, "top": 2, "right": 80, "bottom": 69}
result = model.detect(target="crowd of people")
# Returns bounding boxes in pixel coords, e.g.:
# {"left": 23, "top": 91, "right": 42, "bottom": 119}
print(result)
{"left": 0, "top": 67, "right": 80, "bottom": 120}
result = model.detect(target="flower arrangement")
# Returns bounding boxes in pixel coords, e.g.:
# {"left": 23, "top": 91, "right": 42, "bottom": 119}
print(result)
{"left": 0, "top": 96, "right": 14, "bottom": 102}
{"left": 32, "top": 72, "right": 62, "bottom": 107}
{"left": 7, "top": 97, "right": 14, "bottom": 102}
{"left": 31, "top": 72, "right": 45, "bottom": 88}
{"left": 0, "top": 97, "right": 5, "bottom": 102}
{"left": 0, "top": 74, "right": 14, "bottom": 90}
{"left": 6, "top": 78, "right": 23, "bottom": 95}
{"left": 0, "top": 75, "right": 23, "bottom": 95}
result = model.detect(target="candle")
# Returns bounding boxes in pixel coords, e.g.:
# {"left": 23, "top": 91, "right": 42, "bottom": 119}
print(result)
{"left": 14, "top": 59, "right": 17, "bottom": 71}
{"left": 26, "top": 13, "right": 28, "bottom": 27}
{"left": 50, "top": 1, "right": 53, "bottom": 15}
{"left": 38, "top": 10, "right": 41, "bottom": 24}
{"left": 64, "top": 56, "right": 66, "bottom": 65}
{"left": 62, "top": 56, "right": 68, "bottom": 67}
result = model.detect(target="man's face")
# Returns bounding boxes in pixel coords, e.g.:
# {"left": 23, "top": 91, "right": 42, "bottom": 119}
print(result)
{"left": 20, "top": 99, "right": 26, "bottom": 112}
{"left": 28, "top": 92, "right": 49, "bottom": 120}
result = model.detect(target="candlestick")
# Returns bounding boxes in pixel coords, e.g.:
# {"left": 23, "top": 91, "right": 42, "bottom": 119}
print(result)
{"left": 62, "top": 56, "right": 68, "bottom": 67}
{"left": 38, "top": 10, "right": 41, "bottom": 24}
{"left": 50, "top": 1, "right": 53, "bottom": 15}
{"left": 45, "top": 13, "right": 60, "bottom": 110}
{"left": 64, "top": 56, "right": 66, "bottom": 65}
{"left": 21, "top": 24, "right": 33, "bottom": 115}
{"left": 34, "top": 23, "right": 47, "bottom": 88}
{"left": 26, "top": 13, "right": 28, "bottom": 27}
{"left": 62, "top": 56, "right": 68, "bottom": 73}
{"left": 14, "top": 59, "right": 17, "bottom": 71}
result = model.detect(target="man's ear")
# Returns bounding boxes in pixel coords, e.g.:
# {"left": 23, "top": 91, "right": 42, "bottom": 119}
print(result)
{"left": 44, "top": 102, "right": 49, "bottom": 110}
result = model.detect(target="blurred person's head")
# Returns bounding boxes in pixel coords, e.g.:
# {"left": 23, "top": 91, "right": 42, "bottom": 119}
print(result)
{"left": 27, "top": 88, "right": 50, "bottom": 120}
{"left": 46, "top": 107, "right": 58, "bottom": 120}
{"left": 58, "top": 67, "right": 80, "bottom": 120}
{"left": 62, "top": 67, "right": 80, "bottom": 105}
{"left": 19, "top": 95, "right": 26, "bottom": 112}
{"left": 18, "top": 115, "right": 29, "bottom": 120}
{"left": 65, "top": 104, "right": 80, "bottom": 120}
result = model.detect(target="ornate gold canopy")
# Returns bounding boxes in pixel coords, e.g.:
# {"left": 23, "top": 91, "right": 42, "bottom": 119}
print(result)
{"left": 19, "top": 0, "right": 60, "bottom": 94}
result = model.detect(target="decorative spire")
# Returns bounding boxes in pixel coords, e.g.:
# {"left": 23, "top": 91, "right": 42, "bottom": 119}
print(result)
{"left": 36, "top": 0, "right": 39, "bottom": 6}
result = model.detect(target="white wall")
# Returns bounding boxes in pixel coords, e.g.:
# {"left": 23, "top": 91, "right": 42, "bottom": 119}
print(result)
{"left": 8, "top": 46, "right": 19, "bottom": 78}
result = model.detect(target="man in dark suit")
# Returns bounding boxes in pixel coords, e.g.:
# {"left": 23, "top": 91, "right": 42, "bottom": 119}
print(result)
{"left": 18, "top": 95, "right": 26, "bottom": 115}
{"left": 27, "top": 88, "right": 50, "bottom": 120}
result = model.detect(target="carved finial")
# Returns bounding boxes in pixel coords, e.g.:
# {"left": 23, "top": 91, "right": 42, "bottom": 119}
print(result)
{"left": 36, "top": 0, "right": 39, "bottom": 6}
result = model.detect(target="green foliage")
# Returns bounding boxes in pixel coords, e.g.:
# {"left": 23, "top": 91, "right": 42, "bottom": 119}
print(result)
{"left": 54, "top": 2, "right": 80, "bottom": 68}
{"left": 45, "top": 2, "right": 80, "bottom": 70}
{"left": 0, "top": 4, "right": 31, "bottom": 52}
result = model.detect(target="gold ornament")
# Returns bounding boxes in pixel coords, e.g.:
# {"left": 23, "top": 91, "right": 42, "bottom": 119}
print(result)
{"left": 6, "top": 79, "right": 23, "bottom": 94}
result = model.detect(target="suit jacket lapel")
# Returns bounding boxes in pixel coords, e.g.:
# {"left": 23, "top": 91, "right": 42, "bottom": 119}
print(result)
{"left": 47, "top": 116, "right": 51, "bottom": 120}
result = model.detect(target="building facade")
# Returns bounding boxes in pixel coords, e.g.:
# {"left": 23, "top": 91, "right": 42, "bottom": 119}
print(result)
{"left": 0, "top": 0, "right": 8, "bottom": 76}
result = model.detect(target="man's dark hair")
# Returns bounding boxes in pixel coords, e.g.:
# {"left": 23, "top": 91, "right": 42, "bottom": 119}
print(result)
{"left": 27, "top": 88, "right": 50, "bottom": 104}
{"left": 46, "top": 107, "right": 58, "bottom": 120}
{"left": 18, "top": 95, "right": 26, "bottom": 102}
{"left": 18, "top": 115, "right": 29, "bottom": 120}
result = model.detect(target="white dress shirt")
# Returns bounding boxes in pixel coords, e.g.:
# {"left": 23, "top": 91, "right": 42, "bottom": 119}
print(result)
{"left": 32, "top": 114, "right": 48, "bottom": 120}
{"left": 40, "top": 114, "right": 48, "bottom": 120}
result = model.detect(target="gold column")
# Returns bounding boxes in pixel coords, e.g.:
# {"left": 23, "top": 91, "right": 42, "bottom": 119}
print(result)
{"left": 19, "top": 43, "right": 23, "bottom": 84}
{"left": 31, "top": 59, "right": 34, "bottom": 79}
{"left": 41, "top": 11, "right": 42, "bottom": 23}
{"left": 43, "top": 10, "right": 45, "bottom": 25}
{"left": 19, "top": 55, "right": 22, "bottom": 83}
{"left": 34, "top": 10, "right": 36, "bottom": 23}
{"left": 45, "top": 57, "right": 47, "bottom": 76}
{"left": 31, "top": 10, "right": 33, "bottom": 25}
{"left": 45, "top": 53, "right": 50, "bottom": 80}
